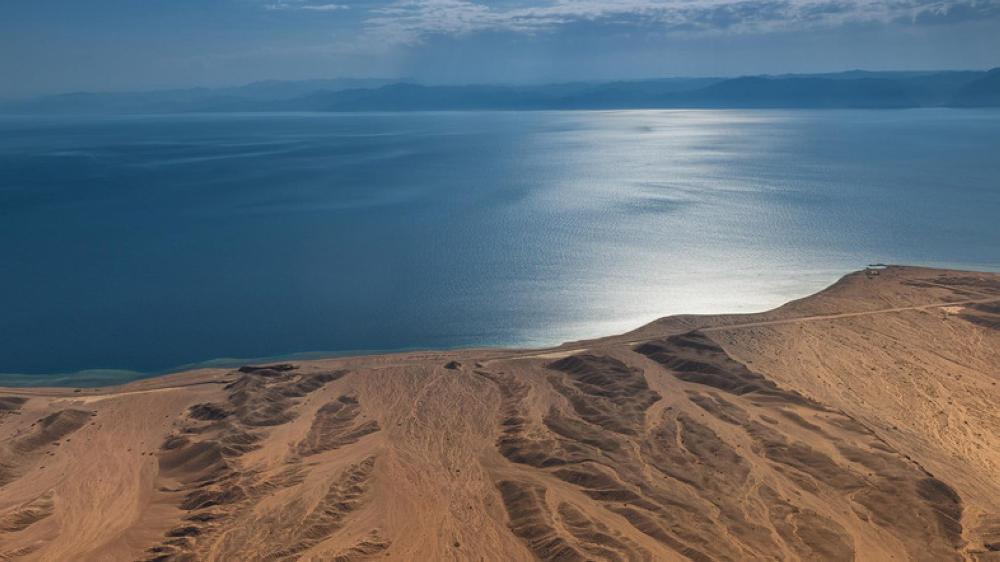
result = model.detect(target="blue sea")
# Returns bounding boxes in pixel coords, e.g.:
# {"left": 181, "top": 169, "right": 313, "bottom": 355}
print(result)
{"left": 1, "top": 109, "right": 998, "bottom": 385}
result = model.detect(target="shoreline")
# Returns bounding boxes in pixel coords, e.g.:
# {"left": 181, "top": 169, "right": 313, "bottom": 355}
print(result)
{"left": 2, "top": 263, "right": 998, "bottom": 560}
{"left": 4, "top": 264, "right": 997, "bottom": 394}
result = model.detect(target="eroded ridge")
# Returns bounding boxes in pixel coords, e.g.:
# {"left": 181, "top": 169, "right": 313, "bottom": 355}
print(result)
{"left": 1, "top": 408, "right": 93, "bottom": 487}
{"left": 143, "top": 364, "right": 368, "bottom": 561}
{"left": 904, "top": 274, "right": 1000, "bottom": 298}
{"left": 961, "top": 302, "right": 1000, "bottom": 330}
{"left": 497, "top": 479, "right": 652, "bottom": 562}
{"left": 0, "top": 396, "right": 27, "bottom": 418}
{"left": 640, "top": 332, "right": 965, "bottom": 561}
{"left": 634, "top": 331, "right": 817, "bottom": 406}
{"left": 328, "top": 530, "right": 392, "bottom": 562}
{"left": 296, "top": 395, "right": 380, "bottom": 458}
{"left": 256, "top": 456, "right": 381, "bottom": 561}
{"left": 479, "top": 338, "right": 968, "bottom": 561}
{"left": 0, "top": 490, "right": 55, "bottom": 533}
{"left": 547, "top": 354, "right": 661, "bottom": 435}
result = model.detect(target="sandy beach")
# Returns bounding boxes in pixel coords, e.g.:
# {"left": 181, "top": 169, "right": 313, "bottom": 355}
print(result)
{"left": 1, "top": 265, "right": 999, "bottom": 561}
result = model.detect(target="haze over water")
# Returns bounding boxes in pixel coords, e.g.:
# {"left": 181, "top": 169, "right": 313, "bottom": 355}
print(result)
{"left": 1, "top": 109, "right": 998, "bottom": 384}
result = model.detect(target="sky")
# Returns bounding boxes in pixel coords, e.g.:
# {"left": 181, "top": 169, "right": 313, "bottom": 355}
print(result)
{"left": 2, "top": 0, "right": 999, "bottom": 98}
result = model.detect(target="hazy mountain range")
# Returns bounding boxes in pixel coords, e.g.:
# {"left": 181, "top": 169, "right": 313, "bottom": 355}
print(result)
{"left": 4, "top": 69, "right": 999, "bottom": 113}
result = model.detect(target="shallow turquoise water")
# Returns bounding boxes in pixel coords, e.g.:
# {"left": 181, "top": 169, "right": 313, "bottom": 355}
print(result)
{"left": 1, "top": 109, "right": 998, "bottom": 384}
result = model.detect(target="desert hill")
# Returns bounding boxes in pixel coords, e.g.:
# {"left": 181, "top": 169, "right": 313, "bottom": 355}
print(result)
{"left": 1, "top": 265, "right": 998, "bottom": 561}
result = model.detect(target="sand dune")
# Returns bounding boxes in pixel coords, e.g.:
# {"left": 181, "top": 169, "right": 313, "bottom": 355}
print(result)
{"left": 1, "top": 266, "right": 998, "bottom": 561}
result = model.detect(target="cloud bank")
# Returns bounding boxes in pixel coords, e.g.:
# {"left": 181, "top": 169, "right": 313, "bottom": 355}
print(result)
{"left": 362, "top": 0, "right": 1000, "bottom": 44}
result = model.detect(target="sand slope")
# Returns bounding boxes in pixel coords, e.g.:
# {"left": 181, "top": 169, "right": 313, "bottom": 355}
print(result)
{"left": 0, "top": 266, "right": 998, "bottom": 561}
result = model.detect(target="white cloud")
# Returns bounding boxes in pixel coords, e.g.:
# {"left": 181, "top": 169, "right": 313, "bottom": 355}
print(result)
{"left": 363, "top": 0, "right": 1000, "bottom": 45}
{"left": 266, "top": 1, "right": 350, "bottom": 11}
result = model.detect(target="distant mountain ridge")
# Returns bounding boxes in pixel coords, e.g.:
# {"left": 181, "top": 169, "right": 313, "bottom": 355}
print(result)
{"left": 667, "top": 76, "right": 915, "bottom": 108}
{"left": 951, "top": 68, "right": 1000, "bottom": 107}
{"left": 4, "top": 70, "right": 999, "bottom": 113}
